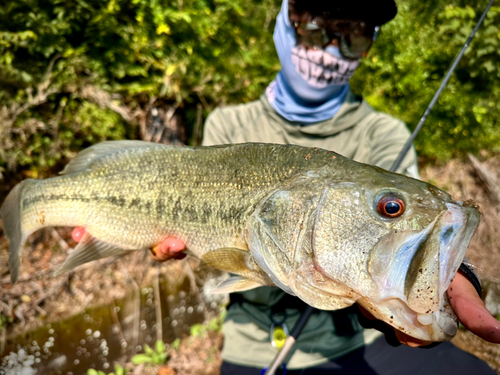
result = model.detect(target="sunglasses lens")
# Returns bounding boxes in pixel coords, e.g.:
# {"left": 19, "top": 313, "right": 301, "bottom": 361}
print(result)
{"left": 296, "top": 23, "right": 331, "bottom": 49}
{"left": 294, "top": 20, "right": 374, "bottom": 60}
{"left": 340, "top": 34, "right": 373, "bottom": 59}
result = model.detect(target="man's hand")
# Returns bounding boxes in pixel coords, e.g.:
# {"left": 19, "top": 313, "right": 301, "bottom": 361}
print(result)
{"left": 71, "top": 228, "right": 187, "bottom": 261}
{"left": 149, "top": 237, "right": 187, "bottom": 261}
{"left": 448, "top": 271, "right": 500, "bottom": 344}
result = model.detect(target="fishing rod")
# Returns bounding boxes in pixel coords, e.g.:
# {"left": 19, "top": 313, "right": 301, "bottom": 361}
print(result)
{"left": 390, "top": 0, "right": 496, "bottom": 173}
{"left": 264, "top": 1, "right": 496, "bottom": 374}
{"left": 263, "top": 306, "right": 314, "bottom": 375}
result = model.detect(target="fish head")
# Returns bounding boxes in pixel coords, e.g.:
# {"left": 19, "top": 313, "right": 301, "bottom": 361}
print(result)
{"left": 248, "top": 166, "right": 480, "bottom": 342}
{"left": 311, "top": 167, "right": 480, "bottom": 341}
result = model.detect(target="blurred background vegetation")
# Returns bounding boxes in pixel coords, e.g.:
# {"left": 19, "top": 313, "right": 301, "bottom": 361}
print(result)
{"left": 0, "top": 0, "right": 499, "bottom": 179}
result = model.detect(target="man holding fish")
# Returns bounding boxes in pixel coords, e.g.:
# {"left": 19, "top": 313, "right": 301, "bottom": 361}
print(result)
{"left": 149, "top": 0, "right": 500, "bottom": 373}
{"left": 2, "top": 0, "right": 499, "bottom": 374}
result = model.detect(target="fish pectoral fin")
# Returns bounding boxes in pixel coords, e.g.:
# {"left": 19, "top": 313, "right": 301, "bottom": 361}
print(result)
{"left": 54, "top": 236, "right": 131, "bottom": 276}
{"left": 210, "top": 276, "right": 262, "bottom": 294}
{"left": 60, "top": 140, "right": 164, "bottom": 175}
{"left": 201, "top": 247, "right": 250, "bottom": 273}
{"left": 201, "top": 247, "right": 272, "bottom": 286}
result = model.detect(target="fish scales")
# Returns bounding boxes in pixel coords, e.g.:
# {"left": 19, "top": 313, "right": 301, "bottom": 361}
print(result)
{"left": 16, "top": 143, "right": 336, "bottom": 256}
{"left": 1, "top": 141, "right": 481, "bottom": 342}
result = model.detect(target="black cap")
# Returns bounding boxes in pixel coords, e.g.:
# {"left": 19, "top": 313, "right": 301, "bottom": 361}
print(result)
{"left": 290, "top": 0, "right": 398, "bottom": 26}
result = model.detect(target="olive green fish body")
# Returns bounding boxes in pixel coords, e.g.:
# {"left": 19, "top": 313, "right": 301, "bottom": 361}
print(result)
{"left": 1, "top": 141, "right": 481, "bottom": 342}
{"left": 4, "top": 143, "right": 337, "bottom": 273}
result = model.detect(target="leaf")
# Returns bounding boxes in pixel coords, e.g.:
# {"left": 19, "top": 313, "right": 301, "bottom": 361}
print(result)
{"left": 151, "top": 353, "right": 160, "bottom": 364}
{"left": 132, "top": 354, "right": 154, "bottom": 365}
{"left": 166, "top": 64, "right": 176, "bottom": 76}
{"left": 143, "top": 344, "right": 154, "bottom": 355}
{"left": 155, "top": 340, "right": 166, "bottom": 353}
{"left": 156, "top": 24, "right": 171, "bottom": 35}
{"left": 114, "top": 364, "right": 127, "bottom": 375}
{"left": 482, "top": 60, "right": 496, "bottom": 73}
{"left": 158, "top": 353, "right": 168, "bottom": 364}
{"left": 171, "top": 338, "right": 181, "bottom": 350}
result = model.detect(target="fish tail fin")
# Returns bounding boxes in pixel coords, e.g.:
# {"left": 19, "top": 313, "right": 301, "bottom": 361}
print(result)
{"left": 1, "top": 180, "right": 34, "bottom": 284}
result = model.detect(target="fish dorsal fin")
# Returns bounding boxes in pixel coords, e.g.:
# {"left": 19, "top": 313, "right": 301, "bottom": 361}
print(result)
{"left": 201, "top": 247, "right": 272, "bottom": 286}
{"left": 54, "top": 235, "right": 131, "bottom": 276}
{"left": 210, "top": 276, "right": 262, "bottom": 294}
{"left": 60, "top": 140, "right": 165, "bottom": 175}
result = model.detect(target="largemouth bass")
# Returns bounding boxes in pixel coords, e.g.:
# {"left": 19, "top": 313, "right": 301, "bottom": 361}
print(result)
{"left": 1, "top": 141, "right": 480, "bottom": 341}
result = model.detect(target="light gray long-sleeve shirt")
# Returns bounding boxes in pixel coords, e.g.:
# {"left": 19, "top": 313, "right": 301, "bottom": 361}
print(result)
{"left": 202, "top": 91, "right": 418, "bottom": 369}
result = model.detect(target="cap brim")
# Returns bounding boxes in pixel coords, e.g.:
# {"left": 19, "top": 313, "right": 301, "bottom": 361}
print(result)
{"left": 291, "top": 0, "right": 398, "bottom": 26}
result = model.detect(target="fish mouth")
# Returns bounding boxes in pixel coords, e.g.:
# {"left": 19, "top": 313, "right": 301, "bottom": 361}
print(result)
{"left": 368, "top": 202, "right": 480, "bottom": 341}
{"left": 436, "top": 203, "right": 481, "bottom": 298}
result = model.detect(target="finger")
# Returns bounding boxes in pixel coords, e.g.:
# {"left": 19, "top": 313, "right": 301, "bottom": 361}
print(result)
{"left": 150, "top": 247, "right": 169, "bottom": 262}
{"left": 448, "top": 271, "right": 500, "bottom": 344}
{"left": 394, "top": 330, "right": 433, "bottom": 348}
{"left": 357, "top": 305, "right": 377, "bottom": 321}
{"left": 161, "top": 237, "right": 186, "bottom": 253}
{"left": 150, "top": 237, "right": 187, "bottom": 262}
{"left": 72, "top": 227, "right": 87, "bottom": 242}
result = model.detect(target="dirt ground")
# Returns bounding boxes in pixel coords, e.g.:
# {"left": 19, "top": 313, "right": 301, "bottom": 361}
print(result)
{"left": 1, "top": 155, "right": 500, "bottom": 374}
{"left": 419, "top": 155, "right": 500, "bottom": 283}
{"left": 419, "top": 155, "right": 500, "bottom": 374}
{"left": 124, "top": 331, "right": 223, "bottom": 375}
{"left": 0, "top": 227, "right": 185, "bottom": 337}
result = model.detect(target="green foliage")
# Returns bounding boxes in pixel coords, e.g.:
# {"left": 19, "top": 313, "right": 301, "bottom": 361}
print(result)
{"left": 1, "top": 0, "right": 499, "bottom": 176}
{"left": 171, "top": 338, "right": 181, "bottom": 350}
{"left": 87, "top": 364, "right": 128, "bottom": 375}
{"left": 352, "top": 0, "right": 500, "bottom": 160}
{"left": 0, "top": 313, "right": 13, "bottom": 332}
{"left": 0, "top": 0, "right": 280, "bottom": 175}
{"left": 190, "top": 310, "right": 226, "bottom": 337}
{"left": 131, "top": 340, "right": 168, "bottom": 366}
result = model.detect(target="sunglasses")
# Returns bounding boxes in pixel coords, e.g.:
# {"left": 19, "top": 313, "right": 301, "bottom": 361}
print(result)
{"left": 293, "top": 19, "right": 378, "bottom": 60}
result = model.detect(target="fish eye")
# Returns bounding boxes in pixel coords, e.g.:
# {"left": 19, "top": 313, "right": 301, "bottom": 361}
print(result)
{"left": 377, "top": 195, "right": 405, "bottom": 218}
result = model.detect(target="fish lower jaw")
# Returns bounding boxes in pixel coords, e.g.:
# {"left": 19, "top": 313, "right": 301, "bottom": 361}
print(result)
{"left": 358, "top": 296, "right": 456, "bottom": 342}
